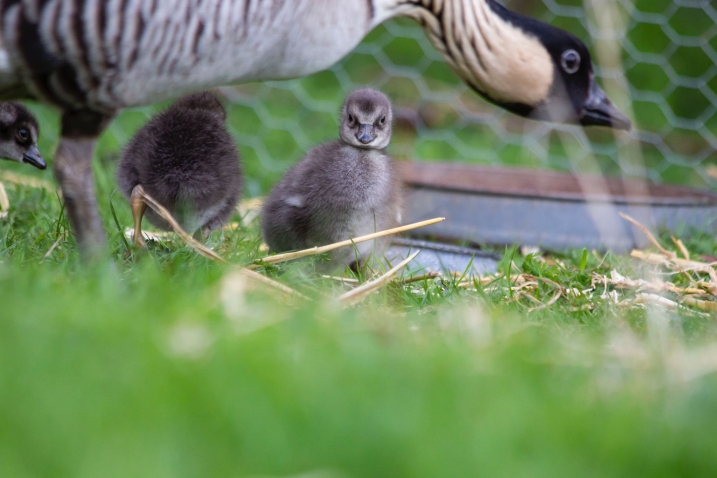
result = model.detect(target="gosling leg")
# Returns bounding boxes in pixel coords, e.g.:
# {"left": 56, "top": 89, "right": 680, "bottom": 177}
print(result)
{"left": 130, "top": 185, "right": 147, "bottom": 248}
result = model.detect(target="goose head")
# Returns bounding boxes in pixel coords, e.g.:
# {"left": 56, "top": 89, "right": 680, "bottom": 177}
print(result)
{"left": 396, "top": 0, "right": 631, "bottom": 130}
{"left": 340, "top": 89, "right": 393, "bottom": 149}
{"left": 0, "top": 102, "right": 45, "bottom": 169}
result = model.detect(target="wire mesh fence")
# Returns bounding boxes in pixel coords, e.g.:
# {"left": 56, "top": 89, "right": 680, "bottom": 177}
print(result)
{"left": 29, "top": 0, "right": 716, "bottom": 198}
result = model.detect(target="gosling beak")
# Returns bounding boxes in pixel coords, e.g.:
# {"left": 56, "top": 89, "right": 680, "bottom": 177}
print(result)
{"left": 580, "top": 76, "right": 632, "bottom": 131}
{"left": 356, "top": 124, "right": 375, "bottom": 144}
{"left": 23, "top": 145, "right": 47, "bottom": 170}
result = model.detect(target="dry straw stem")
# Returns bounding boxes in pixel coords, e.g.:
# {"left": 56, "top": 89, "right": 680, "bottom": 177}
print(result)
{"left": 124, "top": 228, "right": 173, "bottom": 242}
{"left": 630, "top": 250, "right": 716, "bottom": 273}
{"left": 456, "top": 274, "right": 501, "bottom": 289}
{"left": 249, "top": 217, "right": 444, "bottom": 268}
{"left": 135, "top": 188, "right": 308, "bottom": 301}
{"left": 0, "top": 183, "right": 9, "bottom": 211}
{"left": 339, "top": 252, "right": 420, "bottom": 306}
{"left": 135, "top": 185, "right": 226, "bottom": 263}
{"left": 522, "top": 274, "right": 563, "bottom": 312}
{"left": 671, "top": 236, "right": 690, "bottom": 260}
{"left": 239, "top": 268, "right": 310, "bottom": 301}
{"left": 40, "top": 233, "right": 67, "bottom": 263}
{"left": 635, "top": 293, "right": 680, "bottom": 310}
{"left": 596, "top": 270, "right": 712, "bottom": 298}
{"left": 614, "top": 213, "right": 717, "bottom": 312}
{"left": 0, "top": 170, "right": 56, "bottom": 192}
{"left": 682, "top": 297, "right": 717, "bottom": 312}
{"left": 399, "top": 271, "right": 441, "bottom": 284}
{"left": 322, "top": 275, "right": 360, "bottom": 285}
{"left": 619, "top": 212, "right": 675, "bottom": 259}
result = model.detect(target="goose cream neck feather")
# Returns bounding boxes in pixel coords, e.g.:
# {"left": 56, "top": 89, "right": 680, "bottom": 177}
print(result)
{"left": 377, "top": 0, "right": 554, "bottom": 107}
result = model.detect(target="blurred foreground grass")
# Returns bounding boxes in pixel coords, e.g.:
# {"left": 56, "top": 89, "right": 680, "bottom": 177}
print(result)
{"left": 3, "top": 164, "right": 717, "bottom": 475}
{"left": 3, "top": 264, "right": 717, "bottom": 478}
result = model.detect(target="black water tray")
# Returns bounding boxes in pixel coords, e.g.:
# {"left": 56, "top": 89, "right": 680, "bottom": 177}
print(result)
{"left": 397, "top": 162, "right": 717, "bottom": 252}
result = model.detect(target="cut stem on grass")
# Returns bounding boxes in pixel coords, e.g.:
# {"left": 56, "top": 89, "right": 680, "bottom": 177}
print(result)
{"left": 249, "top": 217, "right": 444, "bottom": 268}
{"left": 339, "top": 252, "right": 420, "bottom": 306}
{"left": 133, "top": 185, "right": 226, "bottom": 263}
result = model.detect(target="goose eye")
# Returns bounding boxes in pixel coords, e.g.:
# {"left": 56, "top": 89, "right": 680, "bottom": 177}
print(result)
{"left": 380, "top": 115, "right": 386, "bottom": 125}
{"left": 348, "top": 114, "right": 354, "bottom": 123}
{"left": 17, "top": 129, "right": 29, "bottom": 141}
{"left": 561, "top": 50, "right": 581, "bottom": 74}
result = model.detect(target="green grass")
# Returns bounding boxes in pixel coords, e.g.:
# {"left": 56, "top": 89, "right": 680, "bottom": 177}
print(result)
{"left": 2, "top": 146, "right": 717, "bottom": 475}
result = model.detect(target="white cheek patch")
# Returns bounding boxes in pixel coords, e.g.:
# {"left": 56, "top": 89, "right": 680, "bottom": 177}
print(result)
{"left": 373, "top": 135, "right": 391, "bottom": 150}
{"left": 0, "top": 142, "right": 23, "bottom": 163}
{"left": 284, "top": 195, "right": 304, "bottom": 207}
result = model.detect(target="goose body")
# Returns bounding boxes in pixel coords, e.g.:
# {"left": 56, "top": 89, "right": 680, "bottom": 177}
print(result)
{"left": 0, "top": 0, "right": 371, "bottom": 110}
{"left": 262, "top": 89, "right": 401, "bottom": 270}
{"left": 117, "top": 92, "right": 242, "bottom": 243}
{"left": 0, "top": 0, "right": 630, "bottom": 257}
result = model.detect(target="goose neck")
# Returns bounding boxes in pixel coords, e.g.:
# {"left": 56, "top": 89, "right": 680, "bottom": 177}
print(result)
{"left": 375, "top": 0, "right": 554, "bottom": 107}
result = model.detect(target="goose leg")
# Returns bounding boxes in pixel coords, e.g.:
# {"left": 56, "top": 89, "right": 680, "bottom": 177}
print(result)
{"left": 54, "top": 110, "right": 114, "bottom": 259}
{"left": 130, "top": 185, "right": 147, "bottom": 248}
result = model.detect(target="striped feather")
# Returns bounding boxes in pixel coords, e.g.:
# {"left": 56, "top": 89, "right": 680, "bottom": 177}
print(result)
{"left": 0, "top": 0, "right": 416, "bottom": 112}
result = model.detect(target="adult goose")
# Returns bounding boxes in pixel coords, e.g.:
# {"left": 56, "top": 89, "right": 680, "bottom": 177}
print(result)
{"left": 0, "top": 0, "right": 630, "bottom": 258}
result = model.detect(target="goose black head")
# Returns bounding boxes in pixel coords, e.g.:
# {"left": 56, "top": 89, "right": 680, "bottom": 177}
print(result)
{"left": 427, "top": 0, "right": 631, "bottom": 130}
{"left": 0, "top": 102, "right": 45, "bottom": 169}
{"left": 340, "top": 89, "right": 393, "bottom": 149}
{"left": 491, "top": 2, "right": 630, "bottom": 130}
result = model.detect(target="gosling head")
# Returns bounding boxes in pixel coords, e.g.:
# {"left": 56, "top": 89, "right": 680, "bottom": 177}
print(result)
{"left": 171, "top": 91, "right": 227, "bottom": 121}
{"left": 340, "top": 89, "right": 393, "bottom": 149}
{"left": 425, "top": 0, "right": 631, "bottom": 130}
{"left": 0, "top": 102, "right": 45, "bottom": 169}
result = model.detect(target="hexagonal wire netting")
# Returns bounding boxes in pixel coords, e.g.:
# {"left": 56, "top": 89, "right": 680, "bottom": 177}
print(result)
{"left": 101, "top": 0, "right": 717, "bottom": 198}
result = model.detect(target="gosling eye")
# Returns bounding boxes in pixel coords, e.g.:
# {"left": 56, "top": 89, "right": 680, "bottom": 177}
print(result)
{"left": 348, "top": 114, "right": 354, "bottom": 124}
{"left": 16, "top": 129, "right": 29, "bottom": 142}
{"left": 561, "top": 49, "right": 581, "bottom": 74}
{"left": 379, "top": 115, "right": 386, "bottom": 125}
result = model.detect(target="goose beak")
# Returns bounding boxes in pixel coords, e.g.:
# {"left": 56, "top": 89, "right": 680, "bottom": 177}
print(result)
{"left": 356, "top": 124, "right": 375, "bottom": 144}
{"left": 23, "top": 145, "right": 47, "bottom": 170}
{"left": 580, "top": 77, "right": 632, "bottom": 131}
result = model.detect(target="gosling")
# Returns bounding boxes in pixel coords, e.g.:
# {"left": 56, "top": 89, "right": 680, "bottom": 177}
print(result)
{"left": 0, "top": 102, "right": 45, "bottom": 170}
{"left": 116, "top": 92, "right": 243, "bottom": 246}
{"left": 262, "top": 88, "right": 401, "bottom": 271}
